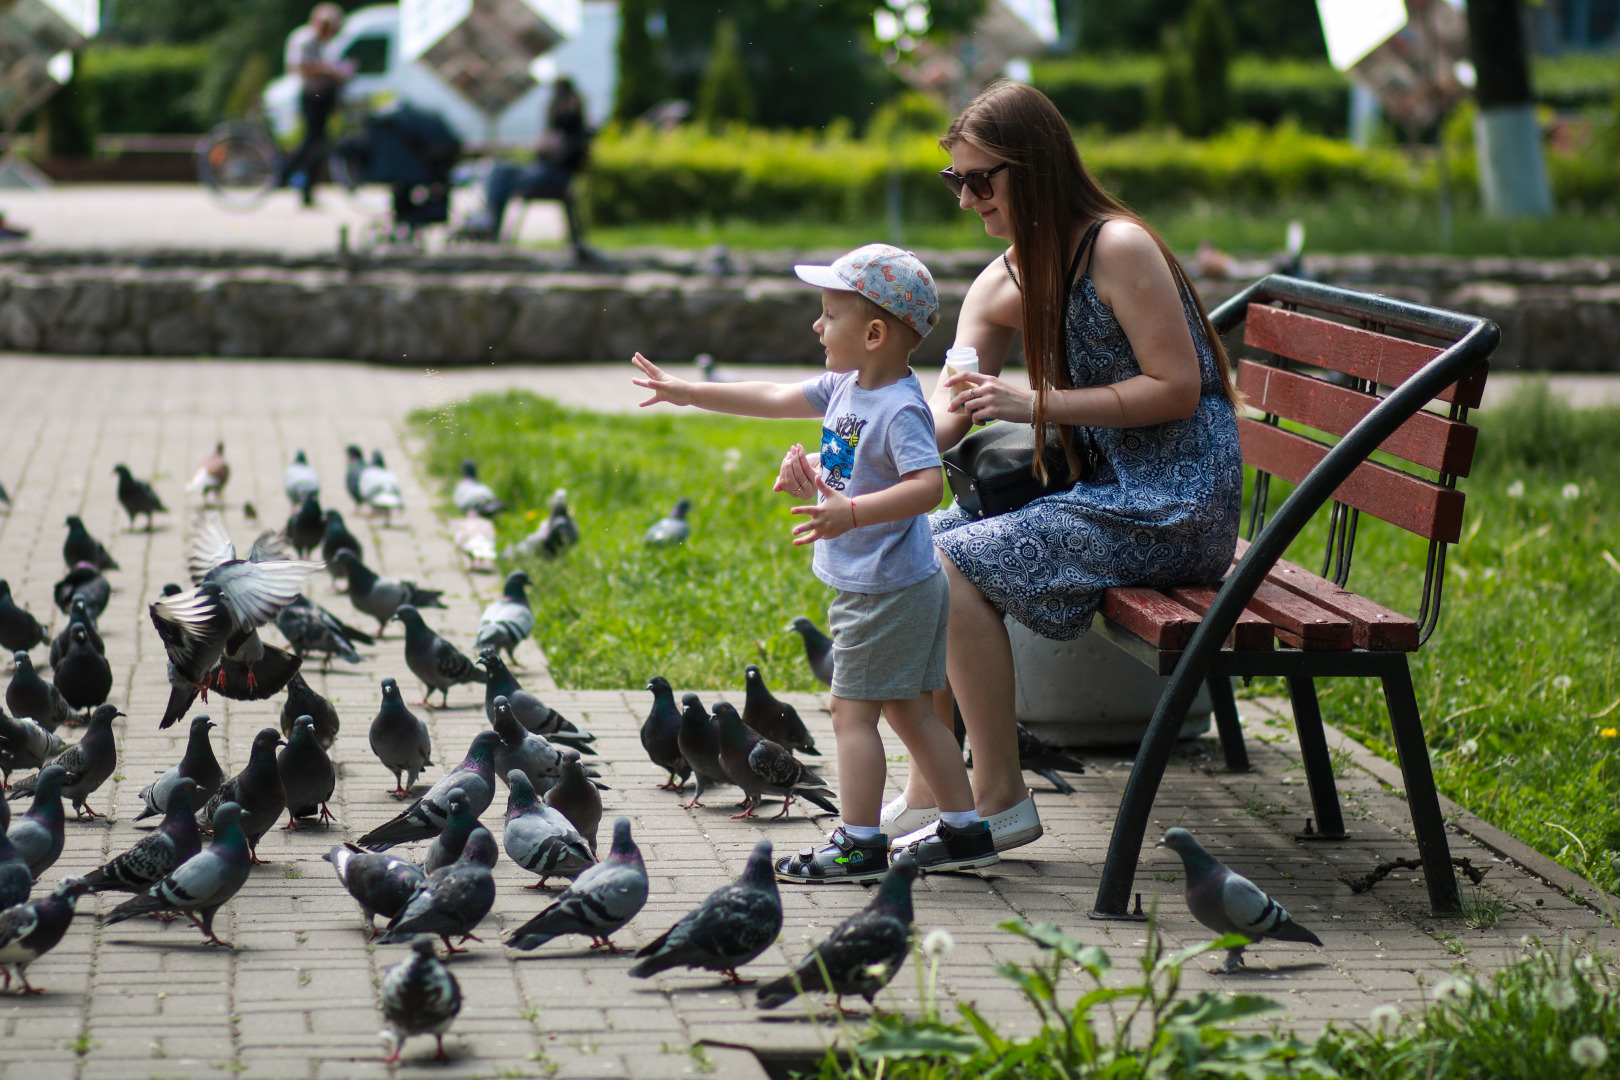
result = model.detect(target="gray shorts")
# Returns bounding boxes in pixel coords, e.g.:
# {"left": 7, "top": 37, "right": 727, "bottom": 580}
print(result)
{"left": 827, "top": 567, "right": 949, "bottom": 701}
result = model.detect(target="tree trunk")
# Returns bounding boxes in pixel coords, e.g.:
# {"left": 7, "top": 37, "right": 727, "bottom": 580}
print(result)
{"left": 1465, "top": 0, "right": 1552, "bottom": 216}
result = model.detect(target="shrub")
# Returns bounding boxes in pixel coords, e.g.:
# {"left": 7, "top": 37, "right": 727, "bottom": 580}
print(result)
{"left": 614, "top": 0, "right": 669, "bottom": 122}
{"left": 81, "top": 44, "right": 210, "bottom": 134}
{"left": 695, "top": 17, "right": 755, "bottom": 127}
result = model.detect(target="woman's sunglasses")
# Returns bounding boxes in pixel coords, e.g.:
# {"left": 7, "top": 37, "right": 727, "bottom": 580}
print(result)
{"left": 939, "top": 161, "right": 1008, "bottom": 200}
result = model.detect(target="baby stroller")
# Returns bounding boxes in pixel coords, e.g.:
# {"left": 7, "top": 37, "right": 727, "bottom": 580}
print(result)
{"left": 336, "top": 103, "right": 462, "bottom": 242}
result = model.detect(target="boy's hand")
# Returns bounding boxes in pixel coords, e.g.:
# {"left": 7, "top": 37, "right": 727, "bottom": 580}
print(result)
{"left": 631, "top": 352, "right": 694, "bottom": 407}
{"left": 773, "top": 444, "right": 818, "bottom": 501}
{"left": 790, "top": 474, "right": 855, "bottom": 546}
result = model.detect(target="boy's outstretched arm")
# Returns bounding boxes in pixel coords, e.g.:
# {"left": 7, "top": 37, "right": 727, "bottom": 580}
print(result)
{"left": 789, "top": 467, "right": 942, "bottom": 546}
{"left": 631, "top": 353, "right": 822, "bottom": 419}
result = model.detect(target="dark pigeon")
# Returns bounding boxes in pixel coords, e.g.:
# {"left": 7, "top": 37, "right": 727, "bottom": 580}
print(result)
{"left": 344, "top": 445, "right": 366, "bottom": 508}
{"left": 787, "top": 616, "right": 834, "bottom": 688}
{"left": 0, "top": 477, "right": 7, "bottom": 507}
{"left": 86, "top": 778, "right": 201, "bottom": 894}
{"left": 199, "top": 728, "right": 286, "bottom": 864}
{"left": 506, "top": 818, "right": 647, "bottom": 953}
{"left": 641, "top": 676, "right": 690, "bottom": 792}
{"left": 136, "top": 714, "right": 223, "bottom": 821}
{"left": 743, "top": 664, "right": 818, "bottom": 756}
{"left": 0, "top": 705, "right": 64, "bottom": 787}
{"left": 645, "top": 498, "right": 691, "bottom": 546}
{"left": 480, "top": 650, "right": 593, "bottom": 750}
{"left": 544, "top": 756, "right": 602, "bottom": 855}
{"left": 0, "top": 581, "right": 48, "bottom": 653}
{"left": 1158, "top": 827, "right": 1325, "bottom": 973}
{"left": 756, "top": 863, "right": 917, "bottom": 1010}
{"left": 286, "top": 494, "right": 325, "bottom": 559}
{"left": 1017, "top": 724, "right": 1087, "bottom": 795}
{"left": 53, "top": 624, "right": 112, "bottom": 713}
{"left": 395, "top": 605, "right": 486, "bottom": 708}
{"left": 113, "top": 465, "right": 168, "bottom": 531}
{"left": 325, "top": 842, "right": 428, "bottom": 936}
{"left": 369, "top": 677, "right": 433, "bottom": 799}
{"left": 283, "top": 450, "right": 320, "bottom": 507}
{"left": 277, "top": 593, "right": 371, "bottom": 668}
{"left": 381, "top": 937, "right": 463, "bottom": 1063}
{"left": 63, "top": 515, "right": 118, "bottom": 571}
{"left": 676, "top": 692, "right": 732, "bottom": 810}
{"left": 7, "top": 765, "right": 66, "bottom": 877}
{"left": 49, "top": 597, "right": 103, "bottom": 668}
{"left": 0, "top": 797, "right": 31, "bottom": 907}
{"left": 502, "top": 770, "right": 593, "bottom": 888}
{"left": 279, "top": 672, "right": 341, "bottom": 749}
{"left": 453, "top": 459, "right": 506, "bottom": 518}
{"left": 714, "top": 702, "right": 838, "bottom": 820}
{"left": 377, "top": 828, "right": 498, "bottom": 953}
{"left": 7, "top": 652, "right": 72, "bottom": 733}
{"left": 53, "top": 564, "right": 109, "bottom": 619}
{"left": 423, "top": 789, "right": 483, "bottom": 875}
{"left": 630, "top": 838, "right": 782, "bottom": 984}
{"left": 9, "top": 704, "right": 121, "bottom": 817}
{"left": 277, "top": 715, "right": 336, "bottom": 828}
{"left": 333, "top": 551, "right": 444, "bottom": 637}
{"left": 322, "top": 508, "right": 363, "bottom": 584}
{"left": 0, "top": 877, "right": 94, "bottom": 994}
{"left": 473, "top": 571, "right": 532, "bottom": 661}
{"left": 508, "top": 488, "right": 578, "bottom": 559}
{"left": 106, "top": 801, "right": 252, "bottom": 947}
{"left": 359, "top": 731, "right": 499, "bottom": 850}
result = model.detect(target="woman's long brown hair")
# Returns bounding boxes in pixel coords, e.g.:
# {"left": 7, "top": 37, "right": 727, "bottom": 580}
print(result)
{"left": 942, "top": 81, "right": 1240, "bottom": 481}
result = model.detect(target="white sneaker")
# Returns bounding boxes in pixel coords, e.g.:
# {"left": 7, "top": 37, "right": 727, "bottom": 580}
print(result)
{"left": 889, "top": 791, "right": 1043, "bottom": 853}
{"left": 881, "top": 794, "right": 940, "bottom": 837}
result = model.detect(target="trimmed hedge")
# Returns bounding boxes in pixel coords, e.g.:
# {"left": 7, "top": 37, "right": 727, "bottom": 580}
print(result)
{"left": 82, "top": 44, "right": 210, "bottom": 135}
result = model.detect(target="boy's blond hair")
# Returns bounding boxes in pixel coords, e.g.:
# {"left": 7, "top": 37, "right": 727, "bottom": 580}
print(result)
{"left": 841, "top": 291, "right": 924, "bottom": 354}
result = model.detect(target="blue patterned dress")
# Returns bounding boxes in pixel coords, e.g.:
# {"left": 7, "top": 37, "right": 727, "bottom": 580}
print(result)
{"left": 932, "top": 270, "right": 1243, "bottom": 641}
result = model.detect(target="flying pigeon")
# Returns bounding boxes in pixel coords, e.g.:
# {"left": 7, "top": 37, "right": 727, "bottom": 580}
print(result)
{"left": 0, "top": 877, "right": 93, "bottom": 994}
{"left": 1016, "top": 724, "right": 1087, "bottom": 795}
{"left": 360, "top": 731, "right": 499, "bottom": 850}
{"left": 198, "top": 728, "right": 286, "bottom": 863}
{"left": 185, "top": 442, "right": 230, "bottom": 505}
{"left": 422, "top": 789, "right": 491, "bottom": 875}
{"left": 676, "top": 692, "right": 732, "bottom": 810}
{"left": 53, "top": 624, "right": 112, "bottom": 713}
{"left": 53, "top": 564, "right": 109, "bottom": 619}
{"left": 63, "top": 515, "right": 118, "bottom": 572}
{"left": 506, "top": 818, "right": 648, "bottom": 953}
{"left": 480, "top": 651, "right": 592, "bottom": 750}
{"left": 453, "top": 460, "right": 506, "bottom": 518}
{"left": 473, "top": 571, "right": 533, "bottom": 662}
{"left": 285, "top": 494, "right": 325, "bottom": 559}
{"left": 0, "top": 705, "right": 66, "bottom": 787}
{"left": 359, "top": 450, "right": 404, "bottom": 524}
{"left": 787, "top": 616, "right": 834, "bottom": 688}
{"left": 106, "top": 801, "right": 252, "bottom": 947}
{"left": 321, "top": 509, "right": 363, "bottom": 582}
{"left": 6, "top": 652, "right": 72, "bottom": 734}
{"left": 49, "top": 597, "right": 102, "bottom": 669}
{"left": 0, "top": 581, "right": 48, "bottom": 654}
{"left": 86, "top": 777, "right": 201, "bottom": 894}
{"left": 502, "top": 770, "right": 594, "bottom": 888}
{"left": 344, "top": 445, "right": 366, "bottom": 508}
{"left": 395, "top": 606, "right": 486, "bottom": 707}
{"left": 377, "top": 828, "right": 498, "bottom": 953}
{"left": 756, "top": 862, "right": 916, "bottom": 1011}
{"left": 743, "top": 664, "right": 819, "bottom": 755}
{"left": 325, "top": 842, "right": 428, "bottom": 937}
{"left": 277, "top": 594, "right": 371, "bottom": 669}
{"left": 0, "top": 798, "right": 32, "bottom": 908}
{"left": 544, "top": 756, "right": 603, "bottom": 854}
{"left": 136, "top": 714, "right": 224, "bottom": 821}
{"left": 380, "top": 937, "right": 463, "bottom": 1063}
{"left": 645, "top": 498, "right": 692, "bottom": 546}
{"left": 185, "top": 515, "right": 311, "bottom": 701}
{"left": 641, "top": 676, "right": 690, "bottom": 791}
{"left": 451, "top": 511, "right": 497, "bottom": 571}
{"left": 630, "top": 838, "right": 781, "bottom": 984}
{"left": 369, "top": 677, "right": 433, "bottom": 799}
{"left": 8, "top": 703, "right": 121, "bottom": 817}
{"left": 279, "top": 672, "right": 341, "bottom": 749}
{"left": 113, "top": 465, "right": 168, "bottom": 531}
{"left": 491, "top": 696, "right": 576, "bottom": 792}
{"left": 333, "top": 551, "right": 445, "bottom": 637}
{"left": 278, "top": 715, "right": 336, "bottom": 828}
{"left": 283, "top": 450, "right": 321, "bottom": 507}
{"left": 1157, "top": 827, "right": 1325, "bottom": 973}
{"left": 714, "top": 702, "right": 838, "bottom": 820}
{"left": 7, "top": 765, "right": 65, "bottom": 877}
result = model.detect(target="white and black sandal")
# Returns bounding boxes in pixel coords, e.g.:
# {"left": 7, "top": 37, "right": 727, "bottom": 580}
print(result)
{"left": 775, "top": 826, "right": 890, "bottom": 885}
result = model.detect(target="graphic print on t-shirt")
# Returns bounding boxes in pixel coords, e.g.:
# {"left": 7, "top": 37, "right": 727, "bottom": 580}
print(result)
{"left": 820, "top": 415, "right": 869, "bottom": 490}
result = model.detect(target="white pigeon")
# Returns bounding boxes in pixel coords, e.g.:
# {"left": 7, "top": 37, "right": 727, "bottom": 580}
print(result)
{"left": 451, "top": 512, "right": 497, "bottom": 572}
{"left": 359, "top": 451, "right": 404, "bottom": 524}
{"left": 283, "top": 451, "right": 320, "bottom": 507}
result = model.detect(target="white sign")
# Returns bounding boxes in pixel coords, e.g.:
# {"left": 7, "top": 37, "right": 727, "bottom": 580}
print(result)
{"left": 999, "top": 0, "right": 1059, "bottom": 46}
{"left": 1316, "top": 0, "right": 1407, "bottom": 71}
{"left": 400, "top": 0, "right": 473, "bottom": 63}
{"left": 39, "top": 0, "right": 97, "bottom": 37}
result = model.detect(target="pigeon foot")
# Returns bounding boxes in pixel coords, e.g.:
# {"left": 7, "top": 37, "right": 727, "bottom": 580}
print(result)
{"left": 680, "top": 797, "right": 703, "bottom": 810}
{"left": 74, "top": 804, "right": 101, "bottom": 819}
{"left": 524, "top": 879, "right": 552, "bottom": 890}
{"left": 719, "top": 970, "right": 754, "bottom": 986}
{"left": 318, "top": 803, "right": 336, "bottom": 824}
{"left": 282, "top": 816, "right": 302, "bottom": 831}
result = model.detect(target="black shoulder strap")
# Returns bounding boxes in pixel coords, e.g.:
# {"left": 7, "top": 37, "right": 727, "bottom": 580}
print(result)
{"left": 1067, "top": 218, "right": 1106, "bottom": 286}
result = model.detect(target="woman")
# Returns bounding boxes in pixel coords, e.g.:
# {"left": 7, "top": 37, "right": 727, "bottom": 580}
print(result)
{"left": 893, "top": 82, "right": 1244, "bottom": 853}
{"left": 466, "top": 78, "right": 592, "bottom": 241}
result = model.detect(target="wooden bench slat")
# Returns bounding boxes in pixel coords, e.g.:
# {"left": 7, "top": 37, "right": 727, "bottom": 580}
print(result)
{"left": 1236, "top": 360, "right": 1480, "bottom": 477}
{"left": 1238, "top": 418, "right": 1467, "bottom": 543}
{"left": 1244, "top": 304, "right": 1486, "bottom": 410}
{"left": 1242, "top": 580, "right": 1354, "bottom": 650}
{"left": 1100, "top": 588, "right": 1203, "bottom": 652}
{"left": 1235, "top": 538, "right": 1420, "bottom": 651}
{"left": 1164, "top": 586, "right": 1275, "bottom": 650}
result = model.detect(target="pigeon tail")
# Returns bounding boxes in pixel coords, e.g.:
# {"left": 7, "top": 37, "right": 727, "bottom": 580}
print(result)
{"left": 358, "top": 815, "right": 438, "bottom": 851}
{"left": 160, "top": 683, "right": 201, "bottom": 730}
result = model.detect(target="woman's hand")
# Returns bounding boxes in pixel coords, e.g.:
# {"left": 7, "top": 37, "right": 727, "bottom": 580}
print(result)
{"left": 773, "top": 444, "right": 818, "bottom": 501}
{"left": 789, "top": 474, "right": 855, "bottom": 546}
{"left": 945, "top": 370, "right": 1034, "bottom": 426}
{"left": 630, "top": 352, "right": 694, "bottom": 407}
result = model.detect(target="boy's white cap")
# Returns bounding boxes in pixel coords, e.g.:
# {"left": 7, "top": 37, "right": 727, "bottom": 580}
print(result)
{"left": 794, "top": 243, "right": 940, "bottom": 338}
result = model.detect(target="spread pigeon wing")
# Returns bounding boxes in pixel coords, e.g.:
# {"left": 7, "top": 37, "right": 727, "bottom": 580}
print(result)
{"left": 151, "top": 589, "right": 232, "bottom": 668}
{"left": 208, "top": 560, "right": 323, "bottom": 630}
{"left": 186, "top": 512, "right": 239, "bottom": 585}
{"left": 246, "top": 530, "right": 296, "bottom": 563}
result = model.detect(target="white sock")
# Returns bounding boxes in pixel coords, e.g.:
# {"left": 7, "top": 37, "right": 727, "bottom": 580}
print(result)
{"left": 842, "top": 824, "right": 881, "bottom": 841}
{"left": 939, "top": 810, "right": 980, "bottom": 829}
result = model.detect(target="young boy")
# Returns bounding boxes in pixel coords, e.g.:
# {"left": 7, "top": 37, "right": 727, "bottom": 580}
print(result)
{"left": 630, "top": 243, "right": 997, "bottom": 883}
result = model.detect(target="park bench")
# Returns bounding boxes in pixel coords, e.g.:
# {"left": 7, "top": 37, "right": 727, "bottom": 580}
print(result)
{"left": 1087, "top": 274, "right": 1499, "bottom": 919}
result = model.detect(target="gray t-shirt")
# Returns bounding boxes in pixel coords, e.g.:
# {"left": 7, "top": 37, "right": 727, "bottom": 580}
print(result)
{"left": 801, "top": 370, "right": 942, "bottom": 594}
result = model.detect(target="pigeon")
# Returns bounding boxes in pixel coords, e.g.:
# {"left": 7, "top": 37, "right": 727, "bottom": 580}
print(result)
{"left": 285, "top": 494, "right": 325, "bottom": 559}
{"left": 321, "top": 508, "right": 363, "bottom": 582}
{"left": 242, "top": 501, "right": 258, "bottom": 523}
{"left": 506, "top": 818, "right": 648, "bottom": 953}
{"left": 85, "top": 778, "right": 201, "bottom": 894}
{"left": 277, "top": 715, "right": 336, "bottom": 828}
{"left": 106, "top": 801, "right": 252, "bottom": 946}
{"left": 755, "top": 862, "right": 917, "bottom": 1011}
{"left": 631, "top": 839, "right": 781, "bottom": 985}
{"left": 63, "top": 515, "right": 118, "bottom": 571}
{"left": 490, "top": 696, "right": 574, "bottom": 792}
{"left": 344, "top": 445, "right": 367, "bottom": 508}
{"left": 198, "top": 728, "right": 286, "bottom": 863}
{"left": 283, "top": 450, "right": 321, "bottom": 507}
{"left": 480, "top": 651, "right": 592, "bottom": 750}
{"left": 502, "top": 771, "right": 594, "bottom": 888}
{"left": 49, "top": 597, "right": 102, "bottom": 669}
{"left": 277, "top": 594, "right": 370, "bottom": 668}
{"left": 9, "top": 704, "right": 121, "bottom": 817}
{"left": 7, "top": 652, "right": 73, "bottom": 733}
{"left": 0, "top": 798, "right": 32, "bottom": 908}
{"left": 380, "top": 937, "right": 463, "bottom": 1063}
{"left": 0, "top": 581, "right": 48, "bottom": 654}
{"left": 185, "top": 442, "right": 230, "bottom": 505}
{"left": 695, "top": 353, "right": 742, "bottom": 382}
{"left": 0, "top": 476, "right": 7, "bottom": 507}
{"left": 359, "top": 450, "right": 404, "bottom": 524}
{"left": 185, "top": 515, "right": 311, "bottom": 701}
{"left": 53, "top": 564, "right": 109, "bottom": 619}
{"left": 333, "top": 551, "right": 445, "bottom": 637}
{"left": 544, "top": 756, "right": 603, "bottom": 854}
{"left": 7, "top": 765, "right": 65, "bottom": 877}
{"left": 1157, "top": 827, "right": 1325, "bottom": 973}
{"left": 325, "top": 843, "right": 427, "bottom": 936}
{"left": 113, "top": 465, "right": 168, "bottom": 531}
{"left": 531, "top": 488, "right": 580, "bottom": 557}
{"left": 279, "top": 672, "right": 341, "bottom": 749}
{"left": 453, "top": 460, "right": 506, "bottom": 518}
{"left": 136, "top": 714, "right": 223, "bottom": 822}
{"left": 52, "top": 625, "right": 112, "bottom": 713}
{"left": 473, "top": 571, "right": 533, "bottom": 662}
{"left": 787, "top": 616, "right": 834, "bottom": 688}
{"left": 641, "top": 677, "right": 690, "bottom": 791}
{"left": 1016, "top": 724, "right": 1087, "bottom": 795}
{"left": 422, "top": 789, "right": 487, "bottom": 875}
{"left": 743, "top": 664, "right": 819, "bottom": 755}
{"left": 676, "top": 692, "right": 732, "bottom": 810}
{"left": 714, "top": 702, "right": 838, "bottom": 820}
{"left": 378, "top": 828, "right": 498, "bottom": 952}
{"left": 645, "top": 498, "right": 691, "bottom": 546}
{"left": 0, "top": 877, "right": 93, "bottom": 994}
{"left": 360, "top": 731, "right": 500, "bottom": 850}
{"left": 0, "top": 705, "right": 65, "bottom": 786}
{"left": 451, "top": 512, "right": 497, "bottom": 571}
{"left": 395, "top": 605, "right": 486, "bottom": 707}
{"left": 369, "top": 677, "right": 433, "bottom": 798}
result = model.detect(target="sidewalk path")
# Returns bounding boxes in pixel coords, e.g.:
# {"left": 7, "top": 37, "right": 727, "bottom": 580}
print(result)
{"left": 0, "top": 353, "right": 1612, "bottom": 1080}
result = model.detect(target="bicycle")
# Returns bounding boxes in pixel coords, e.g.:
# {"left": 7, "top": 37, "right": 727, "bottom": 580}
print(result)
{"left": 196, "top": 100, "right": 387, "bottom": 214}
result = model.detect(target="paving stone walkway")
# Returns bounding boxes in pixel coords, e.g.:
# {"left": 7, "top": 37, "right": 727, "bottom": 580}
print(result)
{"left": 0, "top": 354, "right": 1614, "bottom": 1080}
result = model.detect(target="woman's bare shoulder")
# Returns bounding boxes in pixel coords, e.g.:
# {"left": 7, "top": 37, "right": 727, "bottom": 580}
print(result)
{"left": 962, "top": 249, "right": 1023, "bottom": 328}
{"left": 1093, "top": 218, "right": 1162, "bottom": 265}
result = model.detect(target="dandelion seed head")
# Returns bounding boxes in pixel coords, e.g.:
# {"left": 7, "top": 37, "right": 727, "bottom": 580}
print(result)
{"left": 1459, "top": 738, "right": 1479, "bottom": 757}
{"left": 1554, "top": 675, "right": 1574, "bottom": 692}
{"left": 1368, "top": 1004, "right": 1401, "bottom": 1034}
{"left": 921, "top": 928, "right": 955, "bottom": 959}
{"left": 1433, "top": 977, "right": 1474, "bottom": 1004}
{"left": 1563, "top": 483, "right": 1581, "bottom": 500}
{"left": 1571, "top": 1036, "right": 1608, "bottom": 1069}
{"left": 1547, "top": 981, "right": 1579, "bottom": 1011}
{"left": 1507, "top": 480, "right": 1525, "bottom": 498}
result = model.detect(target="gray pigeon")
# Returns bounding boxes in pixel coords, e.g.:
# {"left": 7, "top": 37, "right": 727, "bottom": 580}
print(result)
{"left": 544, "top": 756, "right": 602, "bottom": 854}
{"left": 395, "top": 606, "right": 486, "bottom": 707}
{"left": 344, "top": 446, "right": 366, "bottom": 508}
{"left": 676, "top": 692, "right": 732, "bottom": 810}
{"left": 113, "top": 465, "right": 168, "bottom": 530}
{"left": 8, "top": 703, "right": 121, "bottom": 817}
{"left": 533, "top": 488, "right": 579, "bottom": 557}
{"left": 481, "top": 651, "right": 593, "bottom": 750}
{"left": 106, "top": 801, "right": 253, "bottom": 947}
{"left": 7, "top": 765, "right": 66, "bottom": 877}
{"left": 714, "top": 702, "right": 838, "bottom": 820}
{"left": 277, "top": 594, "right": 371, "bottom": 668}
{"left": 277, "top": 715, "right": 336, "bottom": 828}
{"left": 491, "top": 696, "right": 575, "bottom": 792}
{"left": 369, "top": 677, "right": 433, "bottom": 798}
{"left": 0, "top": 704, "right": 66, "bottom": 785}
{"left": 641, "top": 677, "right": 690, "bottom": 791}
{"left": 378, "top": 828, "right": 498, "bottom": 953}
{"left": 453, "top": 460, "right": 506, "bottom": 518}
{"left": 358, "top": 450, "right": 404, "bottom": 524}
{"left": 198, "top": 728, "right": 286, "bottom": 863}
{"left": 279, "top": 672, "right": 341, "bottom": 749}
{"left": 0, "top": 797, "right": 33, "bottom": 908}
{"left": 1158, "top": 827, "right": 1324, "bottom": 973}
{"left": 330, "top": 551, "right": 445, "bottom": 638}
{"left": 502, "top": 771, "right": 594, "bottom": 888}
{"left": 7, "top": 651, "right": 74, "bottom": 732}
{"left": 136, "top": 714, "right": 224, "bottom": 821}
{"left": 506, "top": 818, "right": 648, "bottom": 953}
{"left": 0, "top": 877, "right": 93, "bottom": 994}
{"left": 630, "top": 839, "right": 781, "bottom": 984}
{"left": 283, "top": 450, "right": 320, "bottom": 507}
{"left": 422, "top": 789, "right": 486, "bottom": 875}
{"left": 359, "top": 731, "right": 500, "bottom": 850}
{"left": 53, "top": 623, "right": 112, "bottom": 713}
{"left": 0, "top": 580, "right": 49, "bottom": 654}
{"left": 325, "top": 843, "right": 428, "bottom": 937}
{"left": 473, "top": 571, "right": 532, "bottom": 661}
{"left": 85, "top": 778, "right": 201, "bottom": 894}
{"left": 787, "top": 617, "right": 834, "bottom": 688}
{"left": 381, "top": 936, "right": 464, "bottom": 1063}
{"left": 63, "top": 515, "right": 118, "bottom": 571}
{"left": 49, "top": 597, "right": 103, "bottom": 669}
{"left": 183, "top": 517, "right": 310, "bottom": 704}
{"left": 645, "top": 498, "right": 691, "bottom": 546}
{"left": 756, "top": 862, "right": 916, "bottom": 1010}
{"left": 742, "top": 664, "right": 819, "bottom": 756}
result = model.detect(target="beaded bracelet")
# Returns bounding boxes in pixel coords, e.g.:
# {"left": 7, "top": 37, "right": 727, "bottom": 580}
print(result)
{"left": 1029, "top": 392, "right": 1038, "bottom": 425}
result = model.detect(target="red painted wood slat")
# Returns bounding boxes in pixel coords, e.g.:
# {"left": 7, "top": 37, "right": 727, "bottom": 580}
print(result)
{"left": 1164, "top": 585, "right": 1275, "bottom": 650}
{"left": 1100, "top": 588, "right": 1203, "bottom": 652}
{"left": 1234, "top": 538, "right": 1420, "bottom": 651}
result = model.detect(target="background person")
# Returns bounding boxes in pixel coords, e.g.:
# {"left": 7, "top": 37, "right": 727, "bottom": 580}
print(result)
{"left": 463, "top": 77, "right": 592, "bottom": 242}
{"left": 279, "top": 3, "right": 353, "bottom": 207}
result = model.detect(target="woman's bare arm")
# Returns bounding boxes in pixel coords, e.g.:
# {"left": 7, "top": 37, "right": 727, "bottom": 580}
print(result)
{"left": 929, "top": 257, "right": 1021, "bottom": 451}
